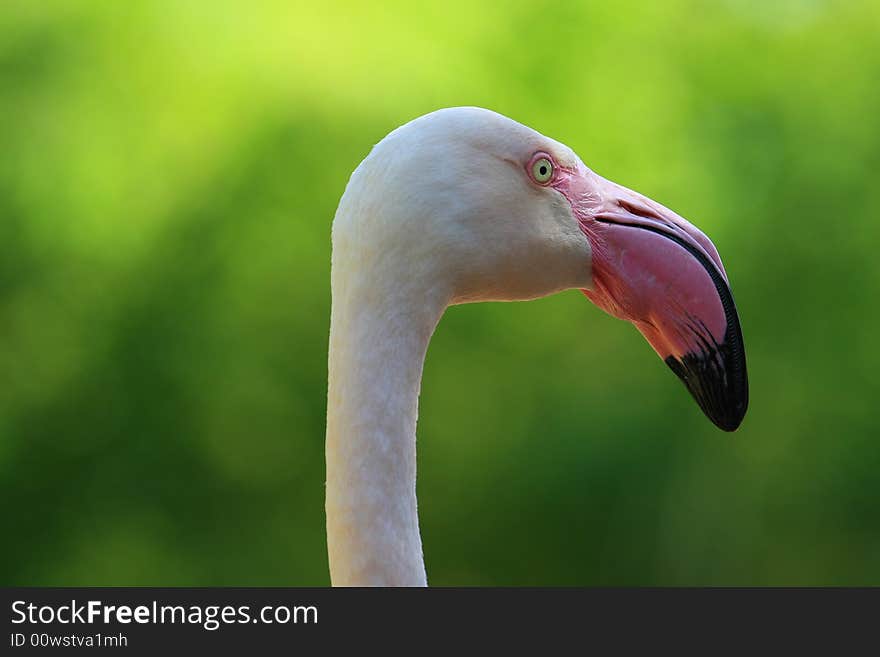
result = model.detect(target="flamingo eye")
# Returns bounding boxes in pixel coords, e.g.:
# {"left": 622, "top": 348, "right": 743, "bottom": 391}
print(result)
{"left": 530, "top": 156, "right": 554, "bottom": 184}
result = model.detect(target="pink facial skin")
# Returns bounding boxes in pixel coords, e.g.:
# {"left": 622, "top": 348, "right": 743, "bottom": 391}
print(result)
{"left": 545, "top": 159, "right": 748, "bottom": 431}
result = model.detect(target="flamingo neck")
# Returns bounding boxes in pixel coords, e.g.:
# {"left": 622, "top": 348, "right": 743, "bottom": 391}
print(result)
{"left": 326, "top": 253, "right": 447, "bottom": 586}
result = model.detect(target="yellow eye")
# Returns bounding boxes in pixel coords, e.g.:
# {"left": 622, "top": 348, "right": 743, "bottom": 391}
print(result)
{"left": 531, "top": 157, "right": 553, "bottom": 183}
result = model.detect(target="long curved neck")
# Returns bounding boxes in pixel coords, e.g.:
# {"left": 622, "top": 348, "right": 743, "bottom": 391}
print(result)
{"left": 326, "top": 248, "right": 447, "bottom": 586}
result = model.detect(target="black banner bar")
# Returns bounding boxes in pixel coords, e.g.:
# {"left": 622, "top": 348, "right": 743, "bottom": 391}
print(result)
{"left": 2, "top": 588, "right": 875, "bottom": 652}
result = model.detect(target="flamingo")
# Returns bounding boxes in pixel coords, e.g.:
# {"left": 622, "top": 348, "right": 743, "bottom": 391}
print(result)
{"left": 326, "top": 107, "right": 748, "bottom": 586}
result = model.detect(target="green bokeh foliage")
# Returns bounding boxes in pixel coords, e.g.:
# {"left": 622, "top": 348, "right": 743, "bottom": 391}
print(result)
{"left": 2, "top": 1, "right": 879, "bottom": 584}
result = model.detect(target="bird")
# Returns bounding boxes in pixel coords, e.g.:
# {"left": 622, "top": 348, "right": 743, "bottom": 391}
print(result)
{"left": 326, "top": 107, "right": 748, "bottom": 586}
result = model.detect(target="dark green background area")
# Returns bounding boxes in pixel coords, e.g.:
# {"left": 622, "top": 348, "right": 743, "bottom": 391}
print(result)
{"left": 2, "top": 1, "right": 878, "bottom": 585}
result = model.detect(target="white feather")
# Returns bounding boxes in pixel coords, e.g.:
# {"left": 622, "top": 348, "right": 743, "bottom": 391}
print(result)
{"left": 326, "top": 107, "right": 592, "bottom": 586}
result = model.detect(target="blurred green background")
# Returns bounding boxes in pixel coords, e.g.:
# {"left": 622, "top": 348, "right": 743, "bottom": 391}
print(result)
{"left": 2, "top": 0, "right": 879, "bottom": 586}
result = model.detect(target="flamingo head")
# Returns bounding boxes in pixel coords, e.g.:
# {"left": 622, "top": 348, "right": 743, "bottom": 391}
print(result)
{"left": 336, "top": 107, "right": 748, "bottom": 431}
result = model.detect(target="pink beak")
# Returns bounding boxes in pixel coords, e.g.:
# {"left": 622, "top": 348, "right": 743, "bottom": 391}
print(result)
{"left": 556, "top": 166, "right": 748, "bottom": 431}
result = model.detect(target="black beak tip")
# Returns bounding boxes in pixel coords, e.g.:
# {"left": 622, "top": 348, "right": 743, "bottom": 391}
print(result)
{"left": 711, "top": 402, "right": 748, "bottom": 432}
{"left": 664, "top": 339, "right": 749, "bottom": 433}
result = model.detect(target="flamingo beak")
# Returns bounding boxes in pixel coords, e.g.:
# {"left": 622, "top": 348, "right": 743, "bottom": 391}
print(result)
{"left": 561, "top": 170, "right": 748, "bottom": 431}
